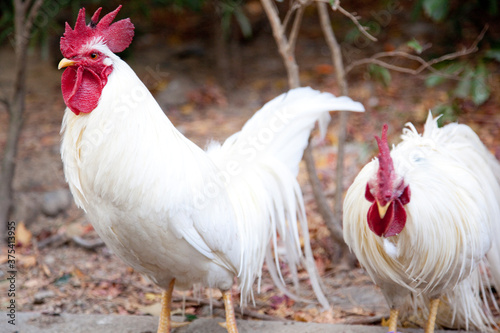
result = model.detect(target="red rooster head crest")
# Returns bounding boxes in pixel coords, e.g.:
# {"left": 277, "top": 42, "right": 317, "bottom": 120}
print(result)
{"left": 60, "top": 6, "right": 134, "bottom": 58}
{"left": 365, "top": 124, "right": 411, "bottom": 237}
{"left": 374, "top": 124, "right": 395, "bottom": 206}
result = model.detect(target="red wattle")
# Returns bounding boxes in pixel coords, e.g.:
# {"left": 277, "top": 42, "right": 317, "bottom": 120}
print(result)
{"left": 383, "top": 200, "right": 406, "bottom": 237}
{"left": 61, "top": 66, "right": 103, "bottom": 115}
{"left": 367, "top": 202, "right": 388, "bottom": 237}
{"left": 367, "top": 199, "right": 407, "bottom": 237}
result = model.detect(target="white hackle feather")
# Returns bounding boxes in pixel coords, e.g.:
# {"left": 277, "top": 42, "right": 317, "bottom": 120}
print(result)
{"left": 343, "top": 112, "right": 500, "bottom": 331}
{"left": 61, "top": 44, "right": 365, "bottom": 311}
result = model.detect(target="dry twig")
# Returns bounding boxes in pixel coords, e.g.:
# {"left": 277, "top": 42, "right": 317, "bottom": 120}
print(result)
{"left": 71, "top": 236, "right": 105, "bottom": 250}
{"left": 343, "top": 314, "right": 385, "bottom": 325}
{"left": 317, "top": 0, "right": 377, "bottom": 42}
{"left": 37, "top": 233, "right": 68, "bottom": 249}
{"left": 171, "top": 295, "right": 289, "bottom": 322}
{"left": 101, "top": 277, "right": 284, "bottom": 322}
{"left": 345, "top": 25, "right": 488, "bottom": 76}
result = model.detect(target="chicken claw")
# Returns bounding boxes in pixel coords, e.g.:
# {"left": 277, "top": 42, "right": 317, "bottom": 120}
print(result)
{"left": 425, "top": 299, "right": 440, "bottom": 333}
{"left": 387, "top": 308, "right": 399, "bottom": 333}
{"left": 217, "top": 290, "right": 238, "bottom": 333}
{"left": 157, "top": 279, "right": 189, "bottom": 333}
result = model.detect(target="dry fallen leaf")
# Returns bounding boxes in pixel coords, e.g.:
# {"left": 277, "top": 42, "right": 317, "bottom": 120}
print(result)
{"left": 24, "top": 278, "right": 43, "bottom": 288}
{"left": 18, "top": 254, "right": 37, "bottom": 268}
{"left": 138, "top": 302, "right": 162, "bottom": 316}
{"left": 42, "top": 264, "right": 52, "bottom": 277}
{"left": 0, "top": 253, "right": 7, "bottom": 265}
{"left": 145, "top": 292, "right": 160, "bottom": 301}
{"left": 205, "top": 288, "right": 222, "bottom": 300}
{"left": 16, "top": 221, "right": 32, "bottom": 247}
{"left": 314, "top": 64, "right": 334, "bottom": 76}
{"left": 65, "top": 222, "right": 87, "bottom": 238}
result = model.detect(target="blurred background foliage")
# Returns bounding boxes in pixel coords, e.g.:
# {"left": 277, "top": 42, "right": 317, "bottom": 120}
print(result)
{"left": 413, "top": 0, "right": 500, "bottom": 121}
{"left": 0, "top": 0, "right": 498, "bottom": 120}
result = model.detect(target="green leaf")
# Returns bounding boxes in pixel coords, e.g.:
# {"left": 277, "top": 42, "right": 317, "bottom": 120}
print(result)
{"left": 345, "top": 28, "right": 361, "bottom": 44}
{"left": 407, "top": 38, "right": 423, "bottom": 54}
{"left": 426, "top": 61, "right": 465, "bottom": 87}
{"left": 425, "top": 74, "right": 446, "bottom": 87}
{"left": 185, "top": 314, "right": 197, "bottom": 322}
{"left": 485, "top": 48, "right": 500, "bottom": 62}
{"left": 234, "top": 7, "right": 252, "bottom": 38}
{"left": 54, "top": 273, "right": 72, "bottom": 286}
{"left": 433, "top": 103, "right": 458, "bottom": 124}
{"left": 470, "top": 63, "right": 490, "bottom": 105}
{"left": 423, "top": 0, "right": 449, "bottom": 22}
{"left": 442, "top": 61, "right": 465, "bottom": 74}
{"left": 487, "top": 0, "right": 498, "bottom": 15}
{"left": 220, "top": 1, "right": 252, "bottom": 39}
{"left": 368, "top": 64, "right": 391, "bottom": 87}
{"left": 454, "top": 66, "right": 473, "bottom": 99}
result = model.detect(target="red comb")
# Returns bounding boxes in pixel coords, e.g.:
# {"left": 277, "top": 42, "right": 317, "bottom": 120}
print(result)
{"left": 375, "top": 124, "right": 395, "bottom": 199}
{"left": 60, "top": 5, "right": 134, "bottom": 58}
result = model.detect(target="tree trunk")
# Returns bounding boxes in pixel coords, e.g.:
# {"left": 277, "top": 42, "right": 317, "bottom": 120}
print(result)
{"left": 0, "top": 62, "right": 25, "bottom": 233}
{"left": 316, "top": 1, "right": 357, "bottom": 266}
{"left": 0, "top": 0, "right": 44, "bottom": 242}
{"left": 260, "top": 0, "right": 300, "bottom": 88}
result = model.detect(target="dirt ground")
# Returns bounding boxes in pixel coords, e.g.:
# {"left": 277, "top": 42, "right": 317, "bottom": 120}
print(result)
{"left": 1, "top": 3, "right": 500, "bottom": 331}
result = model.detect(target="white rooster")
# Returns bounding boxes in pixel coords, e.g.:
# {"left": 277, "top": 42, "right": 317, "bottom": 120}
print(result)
{"left": 343, "top": 113, "right": 500, "bottom": 333}
{"left": 57, "top": 6, "right": 365, "bottom": 333}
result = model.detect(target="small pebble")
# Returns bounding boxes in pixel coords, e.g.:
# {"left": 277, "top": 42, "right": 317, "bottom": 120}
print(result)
{"left": 41, "top": 189, "right": 72, "bottom": 217}
{"left": 33, "top": 290, "right": 55, "bottom": 304}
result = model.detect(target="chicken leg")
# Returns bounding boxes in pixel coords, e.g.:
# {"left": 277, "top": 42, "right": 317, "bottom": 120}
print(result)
{"left": 157, "top": 279, "right": 189, "bottom": 333}
{"left": 387, "top": 308, "right": 399, "bottom": 333}
{"left": 217, "top": 290, "right": 239, "bottom": 333}
{"left": 425, "top": 298, "right": 440, "bottom": 333}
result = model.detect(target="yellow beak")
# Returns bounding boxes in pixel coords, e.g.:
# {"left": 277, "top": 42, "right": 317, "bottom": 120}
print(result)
{"left": 58, "top": 58, "right": 76, "bottom": 69}
{"left": 377, "top": 201, "right": 390, "bottom": 219}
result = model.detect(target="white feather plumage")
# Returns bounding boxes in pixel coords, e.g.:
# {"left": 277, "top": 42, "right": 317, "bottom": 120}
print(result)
{"left": 343, "top": 112, "right": 500, "bottom": 331}
{"left": 61, "top": 45, "right": 365, "bottom": 309}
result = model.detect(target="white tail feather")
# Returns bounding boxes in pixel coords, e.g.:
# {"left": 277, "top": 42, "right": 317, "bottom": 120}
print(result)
{"left": 208, "top": 87, "right": 364, "bottom": 309}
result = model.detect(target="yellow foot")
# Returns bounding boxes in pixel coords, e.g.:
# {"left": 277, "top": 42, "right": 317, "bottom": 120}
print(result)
{"left": 218, "top": 320, "right": 238, "bottom": 333}
{"left": 425, "top": 298, "right": 440, "bottom": 333}
{"left": 221, "top": 290, "right": 239, "bottom": 333}
{"left": 387, "top": 308, "right": 399, "bottom": 333}
{"left": 171, "top": 321, "right": 190, "bottom": 328}
{"left": 157, "top": 279, "right": 190, "bottom": 333}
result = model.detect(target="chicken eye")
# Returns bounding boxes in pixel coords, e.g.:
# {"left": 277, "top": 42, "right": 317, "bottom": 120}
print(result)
{"left": 90, "top": 53, "right": 98, "bottom": 59}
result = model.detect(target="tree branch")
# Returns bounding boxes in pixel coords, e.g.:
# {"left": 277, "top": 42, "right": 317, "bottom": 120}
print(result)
{"left": 315, "top": 1, "right": 357, "bottom": 265}
{"left": 345, "top": 25, "right": 488, "bottom": 76}
{"left": 317, "top": 2, "right": 347, "bottom": 95}
{"left": 0, "top": 97, "right": 10, "bottom": 109}
{"left": 288, "top": 2, "right": 305, "bottom": 55}
{"left": 318, "top": 0, "right": 377, "bottom": 42}
{"left": 260, "top": 0, "right": 299, "bottom": 87}
{"left": 261, "top": 0, "right": 330, "bottom": 309}
{"left": 25, "top": 0, "right": 45, "bottom": 38}
{"left": 303, "top": 144, "right": 344, "bottom": 245}
{"left": 282, "top": 1, "right": 297, "bottom": 33}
